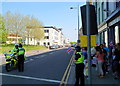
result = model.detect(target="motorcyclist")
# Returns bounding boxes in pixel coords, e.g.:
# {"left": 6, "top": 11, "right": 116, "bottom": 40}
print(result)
{"left": 10, "top": 43, "right": 19, "bottom": 67}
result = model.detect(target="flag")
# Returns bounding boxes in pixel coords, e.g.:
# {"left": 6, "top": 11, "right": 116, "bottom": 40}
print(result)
{"left": 66, "top": 47, "right": 72, "bottom": 54}
{"left": 109, "top": 41, "right": 113, "bottom": 47}
{"left": 96, "top": 42, "right": 99, "bottom": 46}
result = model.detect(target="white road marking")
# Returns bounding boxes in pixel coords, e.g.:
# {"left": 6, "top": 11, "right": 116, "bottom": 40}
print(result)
{"left": 30, "top": 59, "right": 33, "bottom": 61}
{"left": 24, "top": 61, "right": 29, "bottom": 63}
{"left": 40, "top": 55, "right": 46, "bottom": 57}
{"left": 35, "top": 56, "right": 39, "bottom": 58}
{"left": 24, "top": 59, "right": 34, "bottom": 63}
{"left": 49, "top": 52, "right": 54, "bottom": 54}
{"left": 0, "top": 73, "right": 60, "bottom": 83}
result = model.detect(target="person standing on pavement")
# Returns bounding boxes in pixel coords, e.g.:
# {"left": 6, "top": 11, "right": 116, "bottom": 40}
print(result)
{"left": 73, "top": 46, "right": 85, "bottom": 86}
{"left": 103, "top": 42, "right": 110, "bottom": 72}
{"left": 18, "top": 43, "right": 25, "bottom": 72}
{"left": 113, "top": 43, "right": 120, "bottom": 79}
{"left": 99, "top": 44, "right": 107, "bottom": 76}
{"left": 96, "top": 46, "right": 105, "bottom": 78}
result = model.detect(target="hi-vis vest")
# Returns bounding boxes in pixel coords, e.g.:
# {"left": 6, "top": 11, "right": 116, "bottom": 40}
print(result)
{"left": 5, "top": 52, "right": 13, "bottom": 59}
{"left": 75, "top": 52, "right": 84, "bottom": 64}
{"left": 18, "top": 48, "right": 25, "bottom": 55}
{"left": 11, "top": 48, "right": 19, "bottom": 57}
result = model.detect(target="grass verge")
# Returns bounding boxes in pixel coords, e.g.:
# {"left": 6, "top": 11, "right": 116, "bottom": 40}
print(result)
{"left": 0, "top": 44, "right": 46, "bottom": 53}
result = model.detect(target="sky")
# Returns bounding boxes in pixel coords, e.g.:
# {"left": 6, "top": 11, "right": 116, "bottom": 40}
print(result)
{"left": 2, "top": 1, "right": 86, "bottom": 42}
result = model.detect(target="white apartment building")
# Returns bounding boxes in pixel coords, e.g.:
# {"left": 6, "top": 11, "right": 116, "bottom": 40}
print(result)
{"left": 6, "top": 26, "right": 66, "bottom": 46}
{"left": 24, "top": 37, "right": 38, "bottom": 45}
{"left": 39, "top": 26, "right": 65, "bottom": 47}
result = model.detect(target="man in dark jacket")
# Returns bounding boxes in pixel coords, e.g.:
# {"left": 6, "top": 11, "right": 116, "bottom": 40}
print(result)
{"left": 113, "top": 43, "right": 120, "bottom": 79}
{"left": 18, "top": 43, "right": 25, "bottom": 72}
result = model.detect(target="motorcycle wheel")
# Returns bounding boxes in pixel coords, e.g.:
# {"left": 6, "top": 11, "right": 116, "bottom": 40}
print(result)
{"left": 6, "top": 63, "right": 11, "bottom": 72}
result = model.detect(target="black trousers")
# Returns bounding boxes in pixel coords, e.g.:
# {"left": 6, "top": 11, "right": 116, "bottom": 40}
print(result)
{"left": 18, "top": 55, "right": 24, "bottom": 72}
{"left": 75, "top": 63, "right": 85, "bottom": 86}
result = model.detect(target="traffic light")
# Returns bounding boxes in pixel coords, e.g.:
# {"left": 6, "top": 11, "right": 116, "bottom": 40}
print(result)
{"left": 80, "top": 5, "right": 98, "bottom": 35}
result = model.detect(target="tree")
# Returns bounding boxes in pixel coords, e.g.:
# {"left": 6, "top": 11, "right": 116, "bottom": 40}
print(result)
{"left": 3, "top": 11, "right": 44, "bottom": 45}
{"left": 0, "top": 14, "right": 8, "bottom": 43}
{"left": 24, "top": 15, "right": 44, "bottom": 45}
{"left": 70, "top": 42, "right": 77, "bottom": 44}
{"left": 4, "top": 11, "right": 26, "bottom": 43}
{"left": 30, "top": 16, "right": 44, "bottom": 45}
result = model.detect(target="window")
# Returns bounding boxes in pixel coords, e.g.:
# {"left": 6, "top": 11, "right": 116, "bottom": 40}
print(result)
{"left": 44, "top": 36, "right": 49, "bottom": 39}
{"left": 116, "top": 1, "right": 120, "bottom": 8}
{"left": 48, "top": 42, "right": 50, "bottom": 45}
{"left": 105, "top": 30, "right": 108, "bottom": 46}
{"left": 47, "top": 30, "right": 49, "bottom": 33}
{"left": 98, "top": 8, "right": 100, "bottom": 25}
{"left": 44, "top": 42, "right": 46, "bottom": 46}
{"left": 101, "top": 2, "right": 104, "bottom": 22}
{"left": 44, "top": 30, "right": 49, "bottom": 33}
{"left": 115, "top": 26, "right": 119, "bottom": 44}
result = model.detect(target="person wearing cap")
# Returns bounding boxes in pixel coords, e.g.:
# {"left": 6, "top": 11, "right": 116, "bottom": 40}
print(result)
{"left": 18, "top": 43, "right": 25, "bottom": 72}
{"left": 73, "top": 47, "right": 85, "bottom": 86}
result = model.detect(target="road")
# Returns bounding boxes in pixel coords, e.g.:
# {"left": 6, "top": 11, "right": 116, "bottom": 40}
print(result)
{"left": 1, "top": 48, "right": 74, "bottom": 85}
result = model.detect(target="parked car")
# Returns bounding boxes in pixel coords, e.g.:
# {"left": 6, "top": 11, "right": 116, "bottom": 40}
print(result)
{"left": 49, "top": 45, "right": 58, "bottom": 49}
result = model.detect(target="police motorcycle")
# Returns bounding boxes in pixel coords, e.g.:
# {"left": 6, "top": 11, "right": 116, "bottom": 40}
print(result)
{"left": 3, "top": 51, "right": 18, "bottom": 72}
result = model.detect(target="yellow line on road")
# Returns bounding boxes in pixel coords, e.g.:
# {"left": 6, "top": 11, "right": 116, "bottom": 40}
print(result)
{"left": 59, "top": 51, "right": 75, "bottom": 86}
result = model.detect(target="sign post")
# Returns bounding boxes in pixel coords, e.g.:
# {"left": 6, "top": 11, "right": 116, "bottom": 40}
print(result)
{"left": 86, "top": 1, "right": 91, "bottom": 85}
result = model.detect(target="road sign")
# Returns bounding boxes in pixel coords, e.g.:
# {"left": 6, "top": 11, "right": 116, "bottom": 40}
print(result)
{"left": 80, "top": 35, "right": 96, "bottom": 47}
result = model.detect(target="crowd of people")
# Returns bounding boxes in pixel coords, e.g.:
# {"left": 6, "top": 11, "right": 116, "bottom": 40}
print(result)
{"left": 90, "top": 42, "right": 120, "bottom": 79}
{"left": 73, "top": 42, "right": 120, "bottom": 86}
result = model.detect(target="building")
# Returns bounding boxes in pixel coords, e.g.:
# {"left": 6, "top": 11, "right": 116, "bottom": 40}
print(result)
{"left": 93, "top": 1, "right": 120, "bottom": 46}
{"left": 24, "top": 37, "right": 39, "bottom": 45}
{"left": 39, "top": 26, "right": 65, "bottom": 47}
{"left": 6, "top": 33, "right": 22, "bottom": 44}
{"left": 6, "top": 26, "right": 66, "bottom": 46}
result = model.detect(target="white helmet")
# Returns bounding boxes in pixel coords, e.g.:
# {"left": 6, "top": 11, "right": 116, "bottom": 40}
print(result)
{"left": 15, "top": 43, "right": 19, "bottom": 46}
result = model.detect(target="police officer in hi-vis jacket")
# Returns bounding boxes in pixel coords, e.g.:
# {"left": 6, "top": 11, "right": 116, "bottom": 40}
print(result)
{"left": 18, "top": 43, "right": 25, "bottom": 72}
{"left": 74, "top": 46, "right": 85, "bottom": 86}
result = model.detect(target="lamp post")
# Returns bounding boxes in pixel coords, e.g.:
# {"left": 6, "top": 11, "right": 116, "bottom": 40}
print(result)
{"left": 70, "top": 5, "right": 80, "bottom": 43}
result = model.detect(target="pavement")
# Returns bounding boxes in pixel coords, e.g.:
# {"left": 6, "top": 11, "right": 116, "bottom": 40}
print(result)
{"left": 68, "top": 62, "right": 120, "bottom": 86}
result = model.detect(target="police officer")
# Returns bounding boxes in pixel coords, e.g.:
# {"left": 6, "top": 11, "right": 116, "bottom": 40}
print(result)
{"left": 74, "top": 47, "right": 85, "bottom": 86}
{"left": 10, "top": 43, "right": 19, "bottom": 67}
{"left": 11, "top": 43, "right": 19, "bottom": 58}
{"left": 18, "top": 43, "right": 25, "bottom": 72}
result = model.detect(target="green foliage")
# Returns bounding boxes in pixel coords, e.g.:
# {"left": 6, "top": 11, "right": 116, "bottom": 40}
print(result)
{"left": 3, "top": 11, "right": 44, "bottom": 44}
{"left": 0, "top": 14, "right": 8, "bottom": 43}
{"left": 70, "top": 42, "right": 77, "bottom": 44}
{"left": 18, "top": 38, "right": 22, "bottom": 43}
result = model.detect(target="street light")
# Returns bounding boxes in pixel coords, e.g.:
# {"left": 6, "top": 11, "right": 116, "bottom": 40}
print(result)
{"left": 70, "top": 5, "right": 80, "bottom": 43}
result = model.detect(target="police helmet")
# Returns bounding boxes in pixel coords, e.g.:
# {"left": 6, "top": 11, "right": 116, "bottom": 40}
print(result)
{"left": 19, "top": 43, "right": 22, "bottom": 47}
{"left": 14, "top": 43, "right": 19, "bottom": 47}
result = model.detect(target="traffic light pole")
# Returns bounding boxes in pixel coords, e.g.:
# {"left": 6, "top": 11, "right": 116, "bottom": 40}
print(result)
{"left": 86, "top": 1, "right": 91, "bottom": 85}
